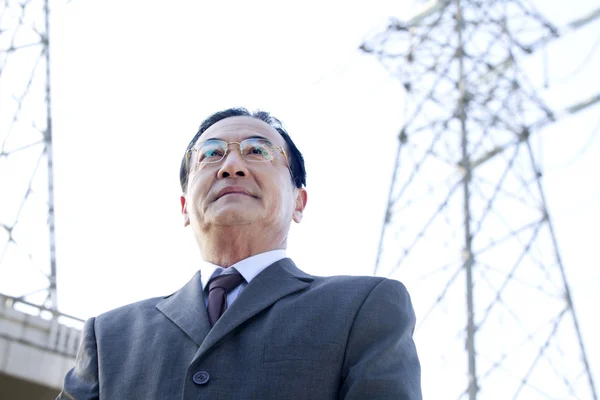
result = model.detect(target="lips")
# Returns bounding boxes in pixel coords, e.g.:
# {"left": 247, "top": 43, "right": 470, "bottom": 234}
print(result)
{"left": 215, "top": 186, "right": 254, "bottom": 200}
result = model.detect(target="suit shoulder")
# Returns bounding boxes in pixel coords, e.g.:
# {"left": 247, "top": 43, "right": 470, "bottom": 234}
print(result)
{"left": 95, "top": 295, "right": 164, "bottom": 325}
{"left": 312, "top": 274, "right": 408, "bottom": 295}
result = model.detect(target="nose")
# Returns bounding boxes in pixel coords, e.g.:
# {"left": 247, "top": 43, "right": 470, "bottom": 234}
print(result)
{"left": 217, "top": 144, "right": 248, "bottom": 179}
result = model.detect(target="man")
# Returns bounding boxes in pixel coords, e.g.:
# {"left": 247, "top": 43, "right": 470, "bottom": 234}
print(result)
{"left": 59, "top": 107, "right": 422, "bottom": 399}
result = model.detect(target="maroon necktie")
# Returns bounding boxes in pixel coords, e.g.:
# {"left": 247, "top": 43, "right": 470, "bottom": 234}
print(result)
{"left": 207, "top": 272, "right": 244, "bottom": 327}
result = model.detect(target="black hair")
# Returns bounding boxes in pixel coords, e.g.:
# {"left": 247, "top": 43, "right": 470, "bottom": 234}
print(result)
{"left": 179, "top": 107, "right": 306, "bottom": 192}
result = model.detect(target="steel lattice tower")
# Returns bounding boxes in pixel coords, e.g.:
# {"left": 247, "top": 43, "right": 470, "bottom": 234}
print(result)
{"left": 361, "top": 0, "right": 599, "bottom": 399}
{"left": 0, "top": 0, "right": 57, "bottom": 311}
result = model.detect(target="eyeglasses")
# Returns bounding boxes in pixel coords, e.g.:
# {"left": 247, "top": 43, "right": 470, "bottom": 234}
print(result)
{"left": 186, "top": 138, "right": 292, "bottom": 175}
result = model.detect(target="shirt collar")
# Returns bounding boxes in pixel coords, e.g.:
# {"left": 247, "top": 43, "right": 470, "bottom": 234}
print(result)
{"left": 199, "top": 249, "right": 287, "bottom": 291}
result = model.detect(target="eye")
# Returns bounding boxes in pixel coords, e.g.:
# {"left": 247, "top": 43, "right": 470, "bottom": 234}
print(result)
{"left": 243, "top": 142, "right": 274, "bottom": 161}
{"left": 205, "top": 148, "right": 224, "bottom": 157}
{"left": 250, "top": 146, "right": 267, "bottom": 155}
{"left": 198, "top": 144, "right": 225, "bottom": 162}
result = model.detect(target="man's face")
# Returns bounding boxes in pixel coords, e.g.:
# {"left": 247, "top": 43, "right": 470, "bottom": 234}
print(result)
{"left": 181, "top": 116, "right": 306, "bottom": 237}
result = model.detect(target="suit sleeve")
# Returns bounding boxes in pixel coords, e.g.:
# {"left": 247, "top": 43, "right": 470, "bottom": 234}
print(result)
{"left": 57, "top": 317, "right": 100, "bottom": 400}
{"left": 340, "top": 279, "right": 422, "bottom": 400}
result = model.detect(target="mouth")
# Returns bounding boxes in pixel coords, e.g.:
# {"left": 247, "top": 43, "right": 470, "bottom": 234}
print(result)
{"left": 220, "top": 192, "right": 248, "bottom": 198}
{"left": 215, "top": 187, "right": 254, "bottom": 200}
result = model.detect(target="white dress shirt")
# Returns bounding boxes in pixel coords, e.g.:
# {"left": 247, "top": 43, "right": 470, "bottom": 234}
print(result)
{"left": 199, "top": 249, "right": 287, "bottom": 308}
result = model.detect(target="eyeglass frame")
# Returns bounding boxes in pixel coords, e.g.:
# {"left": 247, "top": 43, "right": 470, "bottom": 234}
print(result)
{"left": 185, "top": 137, "right": 294, "bottom": 180}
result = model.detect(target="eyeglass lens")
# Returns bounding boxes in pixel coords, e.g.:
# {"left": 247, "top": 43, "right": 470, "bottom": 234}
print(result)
{"left": 197, "top": 138, "right": 276, "bottom": 164}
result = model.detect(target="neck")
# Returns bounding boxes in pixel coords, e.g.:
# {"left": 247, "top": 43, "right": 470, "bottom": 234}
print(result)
{"left": 196, "top": 225, "right": 287, "bottom": 267}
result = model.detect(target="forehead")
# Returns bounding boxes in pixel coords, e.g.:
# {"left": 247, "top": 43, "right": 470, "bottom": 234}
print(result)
{"left": 200, "top": 116, "right": 285, "bottom": 146}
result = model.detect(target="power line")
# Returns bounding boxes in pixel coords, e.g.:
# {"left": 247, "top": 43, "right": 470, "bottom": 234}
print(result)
{"left": 553, "top": 30, "right": 600, "bottom": 83}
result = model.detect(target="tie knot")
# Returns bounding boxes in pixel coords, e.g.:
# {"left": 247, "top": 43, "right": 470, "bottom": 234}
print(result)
{"left": 208, "top": 272, "right": 244, "bottom": 293}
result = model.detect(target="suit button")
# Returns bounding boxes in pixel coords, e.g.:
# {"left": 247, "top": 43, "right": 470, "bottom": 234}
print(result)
{"left": 192, "top": 371, "right": 210, "bottom": 385}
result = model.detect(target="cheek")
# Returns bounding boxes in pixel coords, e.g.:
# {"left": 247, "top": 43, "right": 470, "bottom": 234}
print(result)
{"left": 188, "top": 173, "right": 213, "bottom": 210}
{"left": 268, "top": 181, "right": 295, "bottom": 214}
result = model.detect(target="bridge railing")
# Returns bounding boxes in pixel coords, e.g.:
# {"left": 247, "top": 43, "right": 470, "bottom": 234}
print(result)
{"left": 0, "top": 293, "right": 84, "bottom": 357}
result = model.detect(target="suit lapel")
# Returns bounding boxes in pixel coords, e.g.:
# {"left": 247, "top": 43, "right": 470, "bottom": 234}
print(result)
{"left": 195, "top": 258, "right": 313, "bottom": 360}
{"left": 155, "top": 271, "right": 211, "bottom": 347}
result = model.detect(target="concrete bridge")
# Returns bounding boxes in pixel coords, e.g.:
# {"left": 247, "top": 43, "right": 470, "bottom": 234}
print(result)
{"left": 0, "top": 294, "right": 83, "bottom": 399}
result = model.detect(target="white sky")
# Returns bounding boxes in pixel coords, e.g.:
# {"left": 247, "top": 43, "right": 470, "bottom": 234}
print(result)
{"left": 1, "top": 0, "right": 599, "bottom": 398}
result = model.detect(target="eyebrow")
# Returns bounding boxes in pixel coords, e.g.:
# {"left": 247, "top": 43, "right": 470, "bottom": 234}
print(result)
{"left": 202, "top": 135, "right": 273, "bottom": 144}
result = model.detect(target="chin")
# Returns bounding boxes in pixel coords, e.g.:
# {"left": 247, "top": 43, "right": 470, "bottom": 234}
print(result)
{"left": 204, "top": 200, "right": 268, "bottom": 225}
{"left": 215, "top": 217, "right": 256, "bottom": 226}
{"left": 210, "top": 210, "right": 262, "bottom": 226}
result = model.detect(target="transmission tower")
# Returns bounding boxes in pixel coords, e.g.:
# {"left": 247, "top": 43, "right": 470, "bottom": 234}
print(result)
{"left": 361, "top": 0, "right": 599, "bottom": 399}
{"left": 0, "top": 0, "right": 58, "bottom": 312}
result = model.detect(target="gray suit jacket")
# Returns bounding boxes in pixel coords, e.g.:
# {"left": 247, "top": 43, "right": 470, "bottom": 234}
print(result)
{"left": 58, "top": 258, "right": 421, "bottom": 399}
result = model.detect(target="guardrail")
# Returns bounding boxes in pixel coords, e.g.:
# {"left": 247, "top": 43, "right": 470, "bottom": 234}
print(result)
{"left": 0, "top": 293, "right": 84, "bottom": 357}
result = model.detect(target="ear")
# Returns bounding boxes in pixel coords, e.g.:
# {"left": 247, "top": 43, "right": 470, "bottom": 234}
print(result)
{"left": 292, "top": 188, "right": 308, "bottom": 223}
{"left": 180, "top": 195, "right": 190, "bottom": 227}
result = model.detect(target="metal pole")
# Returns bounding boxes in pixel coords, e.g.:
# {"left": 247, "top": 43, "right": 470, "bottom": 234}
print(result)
{"left": 43, "top": 0, "right": 58, "bottom": 311}
{"left": 456, "top": 0, "right": 478, "bottom": 398}
{"left": 524, "top": 140, "right": 598, "bottom": 400}
{"left": 374, "top": 132, "right": 403, "bottom": 275}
